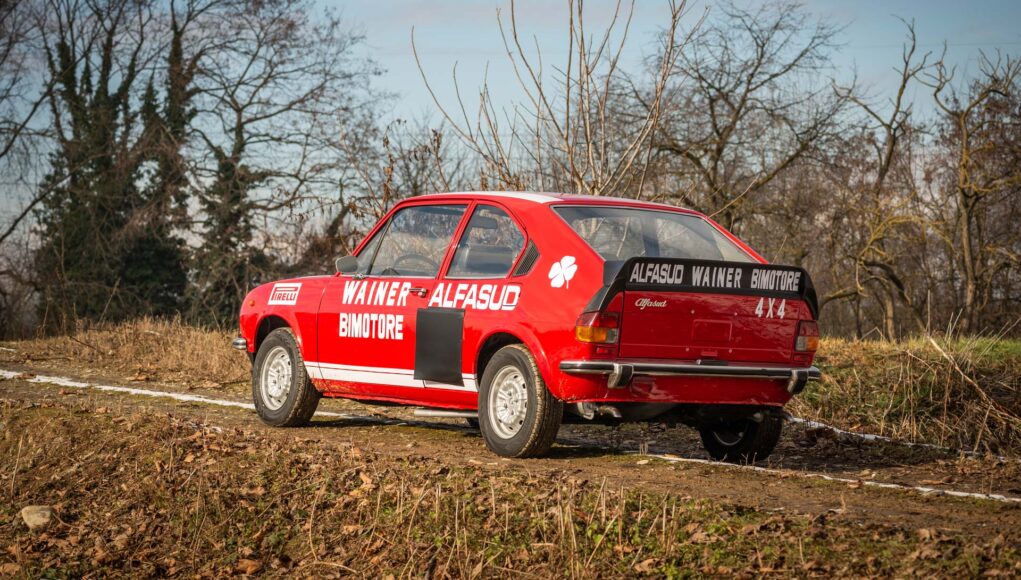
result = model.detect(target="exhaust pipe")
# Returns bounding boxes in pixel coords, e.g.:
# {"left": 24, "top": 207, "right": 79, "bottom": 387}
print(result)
{"left": 573, "top": 402, "right": 623, "bottom": 420}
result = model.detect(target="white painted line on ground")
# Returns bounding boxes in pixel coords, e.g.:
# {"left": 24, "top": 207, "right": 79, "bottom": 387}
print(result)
{"left": 786, "top": 415, "right": 1014, "bottom": 462}
{"left": 0, "top": 370, "right": 353, "bottom": 419}
{"left": 640, "top": 452, "right": 1021, "bottom": 504}
{"left": 788, "top": 416, "right": 913, "bottom": 444}
{"left": 3, "top": 367, "right": 1019, "bottom": 504}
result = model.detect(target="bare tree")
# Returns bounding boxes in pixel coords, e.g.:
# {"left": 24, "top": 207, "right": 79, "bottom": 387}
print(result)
{"left": 415, "top": 0, "right": 693, "bottom": 196}
{"left": 294, "top": 118, "right": 471, "bottom": 273}
{"left": 187, "top": 0, "right": 382, "bottom": 324}
{"left": 925, "top": 53, "right": 1021, "bottom": 333}
{"left": 651, "top": 0, "right": 848, "bottom": 229}
{"left": 815, "top": 21, "right": 934, "bottom": 338}
{"left": 0, "top": 0, "right": 53, "bottom": 246}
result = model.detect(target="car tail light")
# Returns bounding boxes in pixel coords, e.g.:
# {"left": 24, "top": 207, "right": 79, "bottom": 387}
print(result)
{"left": 795, "top": 320, "right": 819, "bottom": 352}
{"left": 575, "top": 311, "right": 619, "bottom": 344}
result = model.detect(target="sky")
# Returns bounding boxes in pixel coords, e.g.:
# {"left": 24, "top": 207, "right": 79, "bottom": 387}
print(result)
{"left": 4, "top": 0, "right": 1020, "bottom": 224}
{"left": 337, "top": 0, "right": 1021, "bottom": 122}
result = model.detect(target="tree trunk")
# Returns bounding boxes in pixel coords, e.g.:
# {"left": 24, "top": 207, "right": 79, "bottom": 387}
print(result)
{"left": 957, "top": 189, "right": 979, "bottom": 333}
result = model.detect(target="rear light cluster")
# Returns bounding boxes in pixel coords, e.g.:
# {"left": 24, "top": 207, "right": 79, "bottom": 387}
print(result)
{"left": 575, "top": 311, "right": 619, "bottom": 344}
{"left": 795, "top": 320, "right": 819, "bottom": 352}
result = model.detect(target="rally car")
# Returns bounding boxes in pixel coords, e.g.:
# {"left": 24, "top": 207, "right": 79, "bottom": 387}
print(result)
{"left": 233, "top": 192, "right": 820, "bottom": 461}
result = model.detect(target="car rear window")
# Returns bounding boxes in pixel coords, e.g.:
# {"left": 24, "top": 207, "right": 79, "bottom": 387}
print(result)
{"left": 554, "top": 206, "right": 754, "bottom": 262}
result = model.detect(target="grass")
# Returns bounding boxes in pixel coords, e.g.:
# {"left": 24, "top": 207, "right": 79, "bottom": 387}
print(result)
{"left": 4, "top": 317, "right": 249, "bottom": 391}
{"left": 1, "top": 402, "right": 1017, "bottom": 577}
{"left": 3, "top": 318, "right": 1021, "bottom": 455}
{"left": 792, "top": 336, "right": 1021, "bottom": 455}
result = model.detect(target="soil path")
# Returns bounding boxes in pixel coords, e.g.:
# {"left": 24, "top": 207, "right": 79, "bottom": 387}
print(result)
{"left": 2, "top": 362, "right": 1020, "bottom": 545}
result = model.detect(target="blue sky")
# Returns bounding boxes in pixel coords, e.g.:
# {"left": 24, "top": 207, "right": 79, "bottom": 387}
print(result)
{"left": 337, "top": 0, "right": 1021, "bottom": 122}
{"left": 4, "top": 1, "right": 1019, "bottom": 224}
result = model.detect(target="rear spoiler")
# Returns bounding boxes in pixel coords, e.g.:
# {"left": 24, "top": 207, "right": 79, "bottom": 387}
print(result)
{"left": 587, "top": 258, "right": 819, "bottom": 318}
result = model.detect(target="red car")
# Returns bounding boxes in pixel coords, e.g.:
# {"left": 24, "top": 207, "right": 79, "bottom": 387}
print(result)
{"left": 234, "top": 192, "right": 820, "bottom": 461}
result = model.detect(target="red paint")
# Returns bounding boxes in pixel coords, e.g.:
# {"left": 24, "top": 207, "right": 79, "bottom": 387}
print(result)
{"left": 238, "top": 192, "right": 818, "bottom": 411}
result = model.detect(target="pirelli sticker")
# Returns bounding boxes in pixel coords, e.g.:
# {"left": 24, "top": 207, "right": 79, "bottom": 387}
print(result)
{"left": 626, "top": 259, "right": 806, "bottom": 298}
{"left": 268, "top": 282, "right": 302, "bottom": 305}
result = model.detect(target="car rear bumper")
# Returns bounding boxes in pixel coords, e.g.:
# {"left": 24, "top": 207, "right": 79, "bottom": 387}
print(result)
{"left": 559, "top": 360, "right": 821, "bottom": 395}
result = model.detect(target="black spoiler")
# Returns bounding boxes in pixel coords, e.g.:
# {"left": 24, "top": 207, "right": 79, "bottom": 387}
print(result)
{"left": 586, "top": 257, "right": 819, "bottom": 318}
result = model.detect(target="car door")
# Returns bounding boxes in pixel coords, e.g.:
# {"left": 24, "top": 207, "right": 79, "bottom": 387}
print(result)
{"left": 311, "top": 202, "right": 469, "bottom": 402}
{"left": 441, "top": 203, "right": 528, "bottom": 386}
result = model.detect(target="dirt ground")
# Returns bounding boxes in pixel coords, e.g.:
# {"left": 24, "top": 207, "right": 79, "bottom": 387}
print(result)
{"left": 2, "top": 347, "right": 1021, "bottom": 576}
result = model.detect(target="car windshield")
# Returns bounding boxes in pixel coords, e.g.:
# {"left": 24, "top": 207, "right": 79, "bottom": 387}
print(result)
{"left": 360, "top": 204, "right": 467, "bottom": 277}
{"left": 554, "top": 205, "right": 754, "bottom": 263}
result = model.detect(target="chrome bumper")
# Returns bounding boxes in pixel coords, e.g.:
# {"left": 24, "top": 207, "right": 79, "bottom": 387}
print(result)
{"left": 231, "top": 337, "right": 248, "bottom": 351}
{"left": 559, "top": 360, "right": 821, "bottom": 394}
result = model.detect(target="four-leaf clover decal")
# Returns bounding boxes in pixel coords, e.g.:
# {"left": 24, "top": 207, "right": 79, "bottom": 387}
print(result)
{"left": 548, "top": 256, "right": 578, "bottom": 288}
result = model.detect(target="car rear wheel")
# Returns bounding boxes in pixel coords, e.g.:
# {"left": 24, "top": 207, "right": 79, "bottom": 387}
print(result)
{"left": 698, "top": 414, "right": 782, "bottom": 463}
{"left": 253, "top": 328, "right": 321, "bottom": 427}
{"left": 478, "top": 345, "right": 562, "bottom": 458}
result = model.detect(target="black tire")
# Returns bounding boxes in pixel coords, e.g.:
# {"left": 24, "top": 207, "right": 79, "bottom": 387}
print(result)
{"left": 699, "top": 414, "right": 783, "bottom": 463}
{"left": 478, "top": 344, "right": 563, "bottom": 458}
{"left": 252, "top": 328, "right": 321, "bottom": 427}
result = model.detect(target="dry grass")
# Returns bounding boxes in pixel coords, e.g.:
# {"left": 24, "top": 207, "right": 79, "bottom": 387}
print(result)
{"left": 792, "top": 336, "right": 1021, "bottom": 455}
{"left": 1, "top": 402, "right": 1016, "bottom": 577}
{"left": 5, "top": 317, "right": 249, "bottom": 390}
{"left": 4, "top": 318, "right": 1021, "bottom": 455}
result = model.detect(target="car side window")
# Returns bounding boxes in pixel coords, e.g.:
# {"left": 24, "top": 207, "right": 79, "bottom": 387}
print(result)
{"left": 368, "top": 204, "right": 467, "bottom": 277}
{"left": 354, "top": 222, "right": 386, "bottom": 274}
{"left": 448, "top": 205, "right": 525, "bottom": 278}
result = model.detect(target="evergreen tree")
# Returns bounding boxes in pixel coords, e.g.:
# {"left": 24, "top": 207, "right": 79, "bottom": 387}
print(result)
{"left": 34, "top": 0, "right": 188, "bottom": 330}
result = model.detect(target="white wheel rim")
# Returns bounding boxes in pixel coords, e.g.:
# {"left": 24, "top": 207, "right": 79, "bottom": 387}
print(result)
{"left": 488, "top": 365, "right": 528, "bottom": 439}
{"left": 260, "top": 346, "right": 293, "bottom": 410}
{"left": 712, "top": 425, "right": 746, "bottom": 447}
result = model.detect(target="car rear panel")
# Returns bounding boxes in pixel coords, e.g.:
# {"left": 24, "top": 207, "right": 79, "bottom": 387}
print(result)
{"left": 610, "top": 258, "right": 817, "bottom": 364}
{"left": 618, "top": 292, "right": 808, "bottom": 363}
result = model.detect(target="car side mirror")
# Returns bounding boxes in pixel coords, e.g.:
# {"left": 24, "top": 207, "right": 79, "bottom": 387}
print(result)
{"left": 335, "top": 255, "right": 359, "bottom": 274}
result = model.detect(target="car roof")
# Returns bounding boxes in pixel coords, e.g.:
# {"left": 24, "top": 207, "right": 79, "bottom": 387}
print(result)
{"left": 406, "top": 191, "right": 704, "bottom": 216}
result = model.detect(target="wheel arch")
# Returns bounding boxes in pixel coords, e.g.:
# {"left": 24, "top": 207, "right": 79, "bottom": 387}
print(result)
{"left": 475, "top": 332, "right": 522, "bottom": 382}
{"left": 253, "top": 313, "right": 304, "bottom": 355}
{"left": 473, "top": 327, "right": 559, "bottom": 397}
{"left": 256, "top": 315, "right": 285, "bottom": 345}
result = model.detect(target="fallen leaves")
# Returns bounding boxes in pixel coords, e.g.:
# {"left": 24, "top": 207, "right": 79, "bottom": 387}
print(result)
{"left": 633, "top": 558, "right": 659, "bottom": 573}
{"left": 919, "top": 475, "right": 956, "bottom": 486}
{"left": 909, "top": 545, "right": 941, "bottom": 561}
{"left": 236, "top": 558, "right": 262, "bottom": 575}
{"left": 1, "top": 400, "right": 1018, "bottom": 579}
{"left": 242, "top": 485, "right": 266, "bottom": 498}
{"left": 358, "top": 470, "right": 374, "bottom": 487}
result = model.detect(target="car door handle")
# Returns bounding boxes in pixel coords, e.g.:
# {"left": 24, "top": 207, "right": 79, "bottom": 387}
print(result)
{"left": 409, "top": 287, "right": 429, "bottom": 297}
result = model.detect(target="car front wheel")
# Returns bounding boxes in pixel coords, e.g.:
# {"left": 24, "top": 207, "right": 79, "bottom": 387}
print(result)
{"left": 478, "top": 345, "right": 563, "bottom": 458}
{"left": 252, "top": 328, "right": 321, "bottom": 427}
{"left": 698, "top": 414, "right": 782, "bottom": 463}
